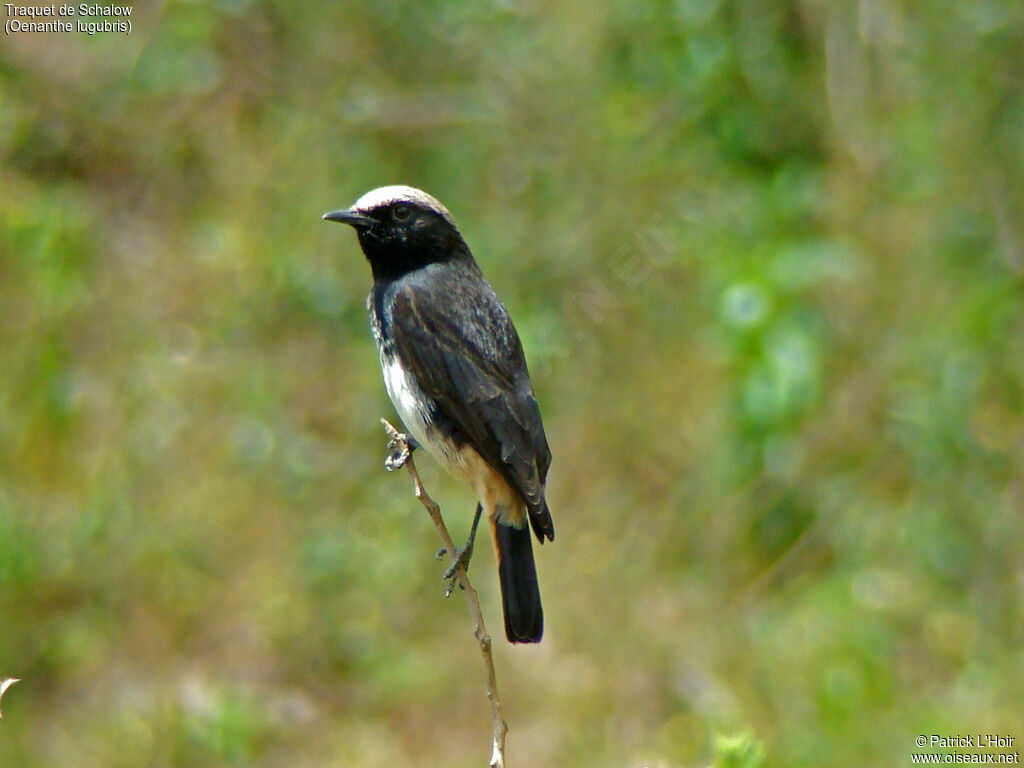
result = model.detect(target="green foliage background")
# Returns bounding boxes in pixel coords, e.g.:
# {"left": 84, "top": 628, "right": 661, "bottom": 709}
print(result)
{"left": 2, "top": 1, "right": 1022, "bottom": 766}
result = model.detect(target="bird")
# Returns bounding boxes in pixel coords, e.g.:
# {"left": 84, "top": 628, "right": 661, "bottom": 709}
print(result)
{"left": 323, "top": 185, "right": 554, "bottom": 643}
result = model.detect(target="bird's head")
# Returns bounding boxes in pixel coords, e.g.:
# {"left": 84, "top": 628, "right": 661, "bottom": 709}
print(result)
{"left": 323, "top": 185, "right": 471, "bottom": 282}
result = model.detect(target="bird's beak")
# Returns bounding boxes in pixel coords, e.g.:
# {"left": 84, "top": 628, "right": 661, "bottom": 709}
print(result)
{"left": 322, "top": 208, "right": 375, "bottom": 230}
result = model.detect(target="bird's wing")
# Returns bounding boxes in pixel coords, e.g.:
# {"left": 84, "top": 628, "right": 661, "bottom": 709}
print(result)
{"left": 385, "top": 269, "right": 553, "bottom": 541}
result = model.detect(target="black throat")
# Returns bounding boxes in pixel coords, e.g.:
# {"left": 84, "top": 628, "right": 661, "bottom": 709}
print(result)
{"left": 358, "top": 227, "right": 473, "bottom": 284}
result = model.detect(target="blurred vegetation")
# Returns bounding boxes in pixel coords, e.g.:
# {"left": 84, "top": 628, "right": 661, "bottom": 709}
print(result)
{"left": 2, "top": 0, "right": 1023, "bottom": 766}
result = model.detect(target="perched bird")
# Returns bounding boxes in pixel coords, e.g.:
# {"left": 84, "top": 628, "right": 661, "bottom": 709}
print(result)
{"left": 323, "top": 186, "right": 554, "bottom": 643}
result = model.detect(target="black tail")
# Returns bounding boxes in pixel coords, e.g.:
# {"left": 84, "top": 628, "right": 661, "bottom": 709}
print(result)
{"left": 493, "top": 520, "right": 543, "bottom": 643}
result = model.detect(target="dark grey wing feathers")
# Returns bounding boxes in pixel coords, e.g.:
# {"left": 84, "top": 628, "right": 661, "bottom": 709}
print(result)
{"left": 384, "top": 266, "right": 553, "bottom": 541}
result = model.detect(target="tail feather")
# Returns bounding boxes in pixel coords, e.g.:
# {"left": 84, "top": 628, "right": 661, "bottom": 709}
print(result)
{"left": 493, "top": 521, "right": 543, "bottom": 643}
{"left": 528, "top": 500, "right": 555, "bottom": 543}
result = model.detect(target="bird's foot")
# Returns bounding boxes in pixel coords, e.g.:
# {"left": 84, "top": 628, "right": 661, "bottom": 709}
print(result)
{"left": 442, "top": 539, "right": 475, "bottom": 580}
{"left": 382, "top": 421, "right": 418, "bottom": 471}
{"left": 435, "top": 543, "right": 472, "bottom": 597}
{"left": 439, "top": 503, "right": 483, "bottom": 596}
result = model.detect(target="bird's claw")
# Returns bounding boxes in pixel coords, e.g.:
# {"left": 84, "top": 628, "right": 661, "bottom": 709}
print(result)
{"left": 440, "top": 503, "right": 482, "bottom": 597}
{"left": 442, "top": 544, "right": 473, "bottom": 581}
{"left": 384, "top": 432, "right": 418, "bottom": 471}
{"left": 441, "top": 542, "right": 474, "bottom": 596}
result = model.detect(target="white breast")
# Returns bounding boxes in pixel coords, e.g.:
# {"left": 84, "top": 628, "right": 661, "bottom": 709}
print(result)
{"left": 381, "top": 356, "right": 433, "bottom": 450}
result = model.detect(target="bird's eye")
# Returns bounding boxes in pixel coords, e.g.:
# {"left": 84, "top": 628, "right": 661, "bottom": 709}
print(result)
{"left": 392, "top": 204, "right": 412, "bottom": 222}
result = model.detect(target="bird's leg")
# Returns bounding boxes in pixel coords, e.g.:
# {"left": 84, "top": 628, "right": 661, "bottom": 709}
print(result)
{"left": 382, "top": 420, "right": 418, "bottom": 471}
{"left": 442, "top": 503, "right": 483, "bottom": 586}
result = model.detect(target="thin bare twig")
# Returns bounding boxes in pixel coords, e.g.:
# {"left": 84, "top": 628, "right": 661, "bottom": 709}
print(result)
{"left": 381, "top": 418, "right": 509, "bottom": 768}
